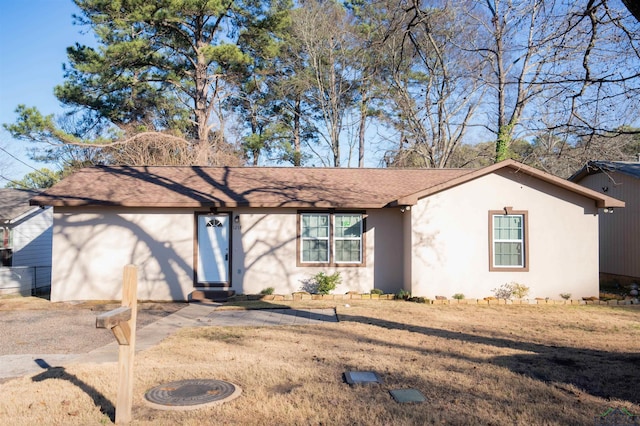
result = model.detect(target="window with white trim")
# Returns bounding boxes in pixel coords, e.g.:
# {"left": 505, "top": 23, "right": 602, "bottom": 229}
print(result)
{"left": 299, "top": 212, "right": 364, "bottom": 265}
{"left": 301, "top": 213, "right": 330, "bottom": 263}
{"left": 489, "top": 210, "right": 528, "bottom": 271}
{"left": 334, "top": 214, "right": 363, "bottom": 263}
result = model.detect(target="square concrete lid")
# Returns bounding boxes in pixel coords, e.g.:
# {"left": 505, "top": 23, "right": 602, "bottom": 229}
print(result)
{"left": 344, "top": 371, "right": 382, "bottom": 385}
{"left": 389, "top": 388, "right": 426, "bottom": 403}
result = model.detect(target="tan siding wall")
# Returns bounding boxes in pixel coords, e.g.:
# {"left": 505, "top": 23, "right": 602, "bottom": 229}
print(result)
{"left": 410, "top": 169, "right": 600, "bottom": 299}
{"left": 578, "top": 173, "right": 640, "bottom": 279}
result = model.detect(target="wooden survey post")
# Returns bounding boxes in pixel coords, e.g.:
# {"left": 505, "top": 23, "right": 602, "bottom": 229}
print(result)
{"left": 96, "top": 265, "right": 138, "bottom": 424}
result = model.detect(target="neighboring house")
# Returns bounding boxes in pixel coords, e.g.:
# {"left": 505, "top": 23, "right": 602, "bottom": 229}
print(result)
{"left": 30, "top": 160, "right": 623, "bottom": 302}
{"left": 570, "top": 161, "right": 640, "bottom": 283}
{"left": 0, "top": 189, "right": 53, "bottom": 294}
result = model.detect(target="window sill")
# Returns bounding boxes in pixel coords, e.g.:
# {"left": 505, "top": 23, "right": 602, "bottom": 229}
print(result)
{"left": 489, "top": 266, "right": 529, "bottom": 272}
{"left": 298, "top": 262, "right": 365, "bottom": 268}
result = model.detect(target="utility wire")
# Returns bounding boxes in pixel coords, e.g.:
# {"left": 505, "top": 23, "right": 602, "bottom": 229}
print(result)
{"left": 0, "top": 145, "right": 42, "bottom": 174}
{"left": 0, "top": 173, "right": 22, "bottom": 187}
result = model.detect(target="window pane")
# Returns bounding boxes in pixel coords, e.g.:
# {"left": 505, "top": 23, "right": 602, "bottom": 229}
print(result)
{"left": 302, "top": 213, "right": 329, "bottom": 238}
{"left": 494, "top": 216, "right": 522, "bottom": 240}
{"left": 335, "top": 240, "right": 361, "bottom": 262}
{"left": 494, "top": 242, "right": 522, "bottom": 266}
{"left": 335, "top": 214, "right": 362, "bottom": 238}
{"left": 302, "top": 240, "right": 328, "bottom": 262}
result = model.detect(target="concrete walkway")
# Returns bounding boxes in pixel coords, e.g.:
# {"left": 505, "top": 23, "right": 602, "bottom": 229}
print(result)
{"left": 0, "top": 304, "right": 338, "bottom": 382}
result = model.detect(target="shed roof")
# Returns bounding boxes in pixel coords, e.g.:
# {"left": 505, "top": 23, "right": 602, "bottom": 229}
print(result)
{"left": 569, "top": 160, "right": 640, "bottom": 182}
{"left": 30, "top": 160, "right": 624, "bottom": 209}
{"left": 0, "top": 189, "right": 40, "bottom": 223}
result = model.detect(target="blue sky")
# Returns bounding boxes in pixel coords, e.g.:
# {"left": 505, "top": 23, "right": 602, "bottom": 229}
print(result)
{"left": 0, "top": 0, "right": 92, "bottom": 185}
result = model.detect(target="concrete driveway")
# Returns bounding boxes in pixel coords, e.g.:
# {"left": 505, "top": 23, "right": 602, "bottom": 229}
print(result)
{"left": 0, "top": 303, "right": 338, "bottom": 382}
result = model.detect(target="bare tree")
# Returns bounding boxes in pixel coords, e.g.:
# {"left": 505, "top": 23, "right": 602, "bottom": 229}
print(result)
{"left": 463, "top": 0, "right": 566, "bottom": 162}
{"left": 462, "top": 0, "right": 640, "bottom": 163}
{"left": 621, "top": 0, "right": 640, "bottom": 22}
{"left": 292, "top": 0, "right": 360, "bottom": 167}
{"left": 549, "top": 1, "right": 640, "bottom": 139}
{"left": 376, "top": 0, "right": 485, "bottom": 168}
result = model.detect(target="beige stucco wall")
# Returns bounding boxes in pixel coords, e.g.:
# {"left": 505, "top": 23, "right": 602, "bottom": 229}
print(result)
{"left": 51, "top": 206, "right": 405, "bottom": 301}
{"left": 577, "top": 172, "right": 639, "bottom": 279}
{"left": 231, "top": 208, "right": 404, "bottom": 295}
{"left": 409, "top": 169, "right": 601, "bottom": 300}
{"left": 50, "top": 169, "right": 601, "bottom": 302}
{"left": 51, "top": 207, "right": 196, "bottom": 302}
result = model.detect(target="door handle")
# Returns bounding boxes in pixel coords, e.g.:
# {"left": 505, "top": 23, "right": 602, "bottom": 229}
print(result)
{"left": 225, "top": 253, "right": 229, "bottom": 261}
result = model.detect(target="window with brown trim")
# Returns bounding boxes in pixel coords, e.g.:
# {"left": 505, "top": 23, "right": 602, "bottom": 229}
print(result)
{"left": 489, "top": 209, "right": 529, "bottom": 272}
{"left": 298, "top": 212, "right": 365, "bottom": 266}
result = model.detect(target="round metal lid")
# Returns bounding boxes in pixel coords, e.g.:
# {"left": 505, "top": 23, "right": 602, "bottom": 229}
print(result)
{"left": 144, "top": 379, "right": 242, "bottom": 411}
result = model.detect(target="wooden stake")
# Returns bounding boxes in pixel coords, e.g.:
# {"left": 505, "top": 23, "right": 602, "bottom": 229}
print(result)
{"left": 116, "top": 265, "right": 137, "bottom": 424}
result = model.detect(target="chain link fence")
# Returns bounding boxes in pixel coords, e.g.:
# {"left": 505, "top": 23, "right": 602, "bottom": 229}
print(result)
{"left": 0, "top": 266, "right": 51, "bottom": 296}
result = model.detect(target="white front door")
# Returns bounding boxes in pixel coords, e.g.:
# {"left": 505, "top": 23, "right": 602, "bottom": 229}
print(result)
{"left": 196, "top": 214, "right": 230, "bottom": 284}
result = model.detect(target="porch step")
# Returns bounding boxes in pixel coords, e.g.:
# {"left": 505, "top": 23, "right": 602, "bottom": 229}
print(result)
{"left": 189, "top": 289, "right": 236, "bottom": 303}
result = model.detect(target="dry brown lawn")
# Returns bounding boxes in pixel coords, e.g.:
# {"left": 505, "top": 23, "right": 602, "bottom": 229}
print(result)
{"left": 1, "top": 300, "right": 639, "bottom": 425}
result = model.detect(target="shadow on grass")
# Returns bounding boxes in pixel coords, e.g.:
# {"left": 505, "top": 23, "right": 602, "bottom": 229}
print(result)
{"left": 31, "top": 358, "right": 114, "bottom": 422}
{"left": 338, "top": 313, "right": 640, "bottom": 404}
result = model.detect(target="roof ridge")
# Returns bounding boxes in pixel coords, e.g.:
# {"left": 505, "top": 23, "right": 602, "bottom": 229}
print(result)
{"left": 88, "top": 165, "right": 477, "bottom": 171}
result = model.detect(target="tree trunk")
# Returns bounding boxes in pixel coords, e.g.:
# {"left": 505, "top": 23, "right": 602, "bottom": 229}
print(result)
{"left": 495, "top": 125, "right": 512, "bottom": 162}
{"left": 358, "top": 88, "right": 367, "bottom": 168}
{"left": 293, "top": 96, "right": 302, "bottom": 167}
{"left": 194, "top": 17, "right": 211, "bottom": 163}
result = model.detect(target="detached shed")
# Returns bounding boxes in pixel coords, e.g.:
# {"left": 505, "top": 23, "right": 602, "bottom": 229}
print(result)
{"left": 31, "top": 160, "right": 622, "bottom": 302}
{"left": 570, "top": 161, "right": 640, "bottom": 283}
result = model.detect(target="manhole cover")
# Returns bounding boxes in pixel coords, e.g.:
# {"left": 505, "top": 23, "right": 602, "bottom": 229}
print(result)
{"left": 145, "top": 379, "right": 242, "bottom": 411}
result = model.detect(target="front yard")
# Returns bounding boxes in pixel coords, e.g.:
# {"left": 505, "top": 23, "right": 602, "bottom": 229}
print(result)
{"left": 1, "top": 300, "right": 639, "bottom": 425}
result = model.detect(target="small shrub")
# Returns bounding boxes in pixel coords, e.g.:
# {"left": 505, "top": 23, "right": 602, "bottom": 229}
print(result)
{"left": 452, "top": 293, "right": 465, "bottom": 300}
{"left": 511, "top": 282, "right": 530, "bottom": 299}
{"left": 313, "top": 272, "right": 341, "bottom": 295}
{"left": 559, "top": 292, "right": 571, "bottom": 300}
{"left": 492, "top": 282, "right": 530, "bottom": 300}
{"left": 492, "top": 283, "right": 514, "bottom": 299}
{"left": 260, "top": 287, "right": 275, "bottom": 295}
{"left": 371, "top": 288, "right": 384, "bottom": 295}
{"left": 396, "top": 289, "right": 411, "bottom": 300}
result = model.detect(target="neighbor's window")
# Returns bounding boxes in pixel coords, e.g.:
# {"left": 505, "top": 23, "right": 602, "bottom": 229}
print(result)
{"left": 299, "top": 212, "right": 364, "bottom": 265}
{"left": 0, "top": 227, "right": 12, "bottom": 267}
{"left": 489, "top": 210, "right": 528, "bottom": 271}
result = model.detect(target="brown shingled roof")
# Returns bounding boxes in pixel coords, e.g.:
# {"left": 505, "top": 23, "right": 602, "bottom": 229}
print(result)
{"left": 1, "top": 189, "right": 40, "bottom": 222}
{"left": 29, "top": 166, "right": 474, "bottom": 208}
{"left": 29, "top": 160, "right": 624, "bottom": 209}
